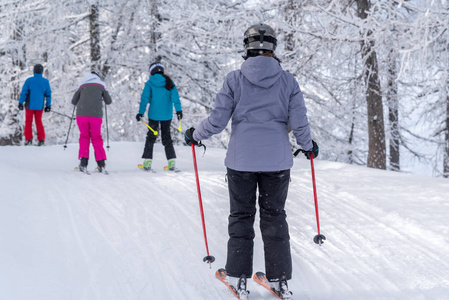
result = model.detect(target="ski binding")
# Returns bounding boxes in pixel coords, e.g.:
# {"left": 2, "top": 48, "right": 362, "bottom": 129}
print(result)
{"left": 216, "top": 268, "right": 249, "bottom": 300}
{"left": 253, "top": 272, "right": 292, "bottom": 300}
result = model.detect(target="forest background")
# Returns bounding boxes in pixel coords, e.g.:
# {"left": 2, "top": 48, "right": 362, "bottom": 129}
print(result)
{"left": 1, "top": 0, "right": 448, "bottom": 177}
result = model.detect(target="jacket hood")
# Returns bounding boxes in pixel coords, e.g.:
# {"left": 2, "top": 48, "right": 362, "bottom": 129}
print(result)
{"left": 149, "top": 73, "right": 166, "bottom": 87}
{"left": 79, "top": 72, "right": 107, "bottom": 89}
{"left": 240, "top": 56, "right": 282, "bottom": 88}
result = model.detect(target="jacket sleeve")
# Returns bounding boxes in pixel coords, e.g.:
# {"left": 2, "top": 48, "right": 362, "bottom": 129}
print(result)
{"left": 193, "top": 74, "right": 234, "bottom": 141}
{"left": 288, "top": 79, "right": 313, "bottom": 151}
{"left": 19, "top": 79, "right": 30, "bottom": 104}
{"left": 71, "top": 89, "right": 81, "bottom": 106}
{"left": 171, "top": 85, "right": 182, "bottom": 112}
{"left": 102, "top": 89, "right": 112, "bottom": 105}
{"left": 139, "top": 81, "right": 151, "bottom": 115}
{"left": 45, "top": 80, "right": 52, "bottom": 107}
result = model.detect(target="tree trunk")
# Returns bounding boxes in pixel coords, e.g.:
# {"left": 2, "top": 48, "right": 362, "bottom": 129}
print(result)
{"left": 0, "top": 8, "right": 25, "bottom": 146}
{"left": 90, "top": 4, "right": 101, "bottom": 74}
{"left": 356, "top": 0, "right": 386, "bottom": 169}
{"left": 387, "top": 48, "right": 400, "bottom": 171}
{"left": 283, "top": 0, "right": 297, "bottom": 53}
{"left": 348, "top": 121, "right": 355, "bottom": 164}
{"left": 444, "top": 81, "right": 449, "bottom": 178}
{"left": 150, "top": 0, "right": 161, "bottom": 62}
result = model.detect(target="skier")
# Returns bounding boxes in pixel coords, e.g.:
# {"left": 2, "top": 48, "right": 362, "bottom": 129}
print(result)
{"left": 18, "top": 64, "right": 52, "bottom": 146}
{"left": 185, "top": 23, "right": 319, "bottom": 299}
{"left": 71, "top": 71, "right": 112, "bottom": 173}
{"left": 136, "top": 62, "right": 182, "bottom": 172}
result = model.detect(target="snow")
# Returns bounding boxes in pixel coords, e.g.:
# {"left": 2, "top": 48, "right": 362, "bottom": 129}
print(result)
{"left": 1, "top": 142, "right": 448, "bottom": 300}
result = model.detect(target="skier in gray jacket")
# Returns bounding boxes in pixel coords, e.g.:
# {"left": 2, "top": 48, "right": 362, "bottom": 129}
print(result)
{"left": 72, "top": 72, "right": 112, "bottom": 173}
{"left": 185, "top": 23, "right": 318, "bottom": 298}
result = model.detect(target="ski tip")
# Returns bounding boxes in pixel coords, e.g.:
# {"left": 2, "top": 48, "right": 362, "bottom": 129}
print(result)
{"left": 215, "top": 268, "right": 226, "bottom": 278}
{"left": 253, "top": 272, "right": 266, "bottom": 281}
{"left": 138, "top": 164, "right": 156, "bottom": 173}
{"left": 164, "top": 166, "right": 182, "bottom": 172}
{"left": 95, "top": 168, "right": 109, "bottom": 175}
{"left": 74, "top": 167, "right": 91, "bottom": 175}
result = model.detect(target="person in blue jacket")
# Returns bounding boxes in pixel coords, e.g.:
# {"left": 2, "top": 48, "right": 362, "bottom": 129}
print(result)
{"left": 18, "top": 64, "right": 52, "bottom": 146}
{"left": 136, "top": 62, "right": 182, "bottom": 171}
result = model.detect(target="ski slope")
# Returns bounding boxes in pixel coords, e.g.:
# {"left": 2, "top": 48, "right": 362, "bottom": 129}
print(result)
{"left": 1, "top": 142, "right": 448, "bottom": 300}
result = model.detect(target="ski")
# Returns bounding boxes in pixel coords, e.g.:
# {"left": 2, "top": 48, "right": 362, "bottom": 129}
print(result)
{"left": 216, "top": 268, "right": 249, "bottom": 300}
{"left": 137, "top": 164, "right": 156, "bottom": 173}
{"left": 95, "top": 168, "right": 109, "bottom": 175}
{"left": 163, "top": 166, "right": 181, "bottom": 172}
{"left": 253, "top": 272, "right": 292, "bottom": 300}
{"left": 74, "top": 167, "right": 91, "bottom": 175}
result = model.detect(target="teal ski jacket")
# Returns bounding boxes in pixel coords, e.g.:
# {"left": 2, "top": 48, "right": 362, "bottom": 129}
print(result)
{"left": 139, "top": 74, "right": 181, "bottom": 121}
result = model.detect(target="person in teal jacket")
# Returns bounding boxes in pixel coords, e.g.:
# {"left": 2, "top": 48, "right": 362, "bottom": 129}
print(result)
{"left": 136, "top": 62, "right": 182, "bottom": 171}
{"left": 18, "top": 64, "right": 52, "bottom": 146}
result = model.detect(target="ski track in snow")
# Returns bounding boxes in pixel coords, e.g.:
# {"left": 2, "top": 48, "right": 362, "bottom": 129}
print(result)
{"left": 1, "top": 142, "right": 448, "bottom": 300}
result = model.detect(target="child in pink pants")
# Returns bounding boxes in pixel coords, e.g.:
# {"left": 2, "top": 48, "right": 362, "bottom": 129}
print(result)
{"left": 71, "top": 72, "right": 112, "bottom": 172}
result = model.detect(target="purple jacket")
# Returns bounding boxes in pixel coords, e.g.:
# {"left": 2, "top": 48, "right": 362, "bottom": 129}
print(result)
{"left": 193, "top": 56, "right": 313, "bottom": 172}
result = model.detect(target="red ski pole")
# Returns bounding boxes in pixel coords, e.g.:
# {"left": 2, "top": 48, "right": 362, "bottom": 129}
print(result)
{"left": 309, "top": 155, "right": 326, "bottom": 246}
{"left": 191, "top": 143, "right": 215, "bottom": 265}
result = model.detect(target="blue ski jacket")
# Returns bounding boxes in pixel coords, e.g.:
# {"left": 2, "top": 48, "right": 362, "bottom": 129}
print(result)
{"left": 139, "top": 74, "right": 181, "bottom": 121}
{"left": 19, "top": 73, "right": 52, "bottom": 110}
{"left": 193, "top": 56, "right": 313, "bottom": 172}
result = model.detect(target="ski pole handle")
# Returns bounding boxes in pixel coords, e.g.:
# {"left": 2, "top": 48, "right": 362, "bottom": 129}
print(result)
{"left": 178, "top": 119, "right": 182, "bottom": 131}
{"left": 141, "top": 120, "right": 158, "bottom": 135}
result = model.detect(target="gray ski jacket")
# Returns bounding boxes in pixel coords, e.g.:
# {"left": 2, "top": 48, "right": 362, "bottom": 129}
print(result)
{"left": 72, "top": 73, "right": 112, "bottom": 118}
{"left": 193, "top": 56, "right": 313, "bottom": 172}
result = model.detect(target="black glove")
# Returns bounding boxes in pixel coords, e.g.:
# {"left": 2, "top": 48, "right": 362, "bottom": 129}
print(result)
{"left": 176, "top": 111, "right": 183, "bottom": 120}
{"left": 44, "top": 106, "right": 51, "bottom": 112}
{"left": 18, "top": 103, "right": 24, "bottom": 110}
{"left": 185, "top": 127, "right": 200, "bottom": 146}
{"left": 304, "top": 140, "right": 319, "bottom": 160}
{"left": 136, "top": 114, "right": 143, "bottom": 122}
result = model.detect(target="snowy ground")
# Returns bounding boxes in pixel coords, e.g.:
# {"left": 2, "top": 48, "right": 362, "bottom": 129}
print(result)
{"left": 1, "top": 142, "right": 448, "bottom": 300}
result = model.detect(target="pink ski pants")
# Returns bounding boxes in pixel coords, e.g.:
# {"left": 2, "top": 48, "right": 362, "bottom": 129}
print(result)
{"left": 76, "top": 116, "right": 107, "bottom": 161}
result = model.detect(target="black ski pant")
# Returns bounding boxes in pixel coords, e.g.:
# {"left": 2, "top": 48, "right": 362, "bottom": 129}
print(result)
{"left": 142, "top": 119, "right": 176, "bottom": 160}
{"left": 225, "top": 168, "right": 292, "bottom": 281}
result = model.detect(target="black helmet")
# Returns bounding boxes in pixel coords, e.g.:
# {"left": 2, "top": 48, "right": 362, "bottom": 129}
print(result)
{"left": 33, "top": 64, "right": 44, "bottom": 74}
{"left": 149, "top": 62, "right": 164, "bottom": 75}
{"left": 243, "top": 23, "right": 277, "bottom": 52}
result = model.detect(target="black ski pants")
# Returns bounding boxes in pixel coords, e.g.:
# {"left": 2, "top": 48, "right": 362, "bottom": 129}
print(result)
{"left": 225, "top": 168, "right": 292, "bottom": 281}
{"left": 142, "top": 119, "right": 176, "bottom": 160}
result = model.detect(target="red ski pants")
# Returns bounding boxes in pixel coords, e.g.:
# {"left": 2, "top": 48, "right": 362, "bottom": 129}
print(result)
{"left": 24, "top": 109, "right": 45, "bottom": 142}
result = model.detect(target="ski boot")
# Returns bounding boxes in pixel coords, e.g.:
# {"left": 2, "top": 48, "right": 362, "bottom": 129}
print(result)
{"left": 142, "top": 159, "right": 152, "bottom": 171}
{"left": 228, "top": 274, "right": 249, "bottom": 300}
{"left": 167, "top": 159, "right": 176, "bottom": 171}
{"left": 96, "top": 160, "right": 108, "bottom": 174}
{"left": 270, "top": 275, "right": 293, "bottom": 300}
{"left": 37, "top": 140, "right": 45, "bottom": 146}
{"left": 78, "top": 158, "right": 89, "bottom": 173}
